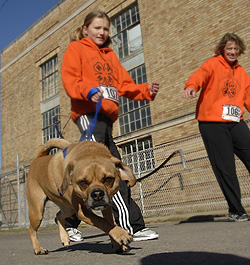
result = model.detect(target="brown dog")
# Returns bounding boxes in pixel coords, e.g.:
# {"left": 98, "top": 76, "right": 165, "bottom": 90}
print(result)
{"left": 25, "top": 138, "right": 136, "bottom": 255}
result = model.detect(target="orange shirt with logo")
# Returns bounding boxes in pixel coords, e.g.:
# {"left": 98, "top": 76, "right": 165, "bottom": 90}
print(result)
{"left": 184, "top": 55, "right": 250, "bottom": 122}
{"left": 62, "top": 38, "right": 153, "bottom": 122}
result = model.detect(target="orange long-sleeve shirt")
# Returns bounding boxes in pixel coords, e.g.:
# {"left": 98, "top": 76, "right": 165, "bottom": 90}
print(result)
{"left": 62, "top": 38, "right": 153, "bottom": 122}
{"left": 184, "top": 55, "right": 250, "bottom": 122}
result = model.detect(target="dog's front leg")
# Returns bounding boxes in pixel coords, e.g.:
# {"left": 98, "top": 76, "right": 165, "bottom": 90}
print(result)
{"left": 77, "top": 205, "right": 132, "bottom": 252}
{"left": 102, "top": 206, "right": 132, "bottom": 253}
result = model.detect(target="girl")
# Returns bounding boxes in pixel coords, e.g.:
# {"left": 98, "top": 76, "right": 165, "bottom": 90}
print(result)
{"left": 61, "top": 11, "right": 159, "bottom": 241}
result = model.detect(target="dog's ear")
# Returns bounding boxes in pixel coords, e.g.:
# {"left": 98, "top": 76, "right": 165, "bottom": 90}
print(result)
{"left": 111, "top": 157, "right": 136, "bottom": 187}
{"left": 60, "top": 162, "right": 74, "bottom": 194}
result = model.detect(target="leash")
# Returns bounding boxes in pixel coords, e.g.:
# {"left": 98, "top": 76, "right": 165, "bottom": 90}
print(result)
{"left": 79, "top": 87, "right": 103, "bottom": 142}
{"left": 62, "top": 87, "right": 102, "bottom": 158}
{"left": 60, "top": 88, "right": 102, "bottom": 196}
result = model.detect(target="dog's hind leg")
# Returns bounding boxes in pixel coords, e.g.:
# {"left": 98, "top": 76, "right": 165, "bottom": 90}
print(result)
{"left": 27, "top": 191, "right": 48, "bottom": 255}
{"left": 56, "top": 210, "right": 72, "bottom": 248}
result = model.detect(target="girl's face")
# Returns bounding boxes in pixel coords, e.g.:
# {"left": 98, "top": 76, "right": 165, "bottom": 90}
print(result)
{"left": 223, "top": 41, "right": 239, "bottom": 65}
{"left": 83, "top": 17, "right": 110, "bottom": 46}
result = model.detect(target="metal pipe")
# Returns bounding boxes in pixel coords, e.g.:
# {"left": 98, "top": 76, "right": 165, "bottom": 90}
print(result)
{"left": 17, "top": 154, "right": 21, "bottom": 228}
{"left": 139, "top": 181, "right": 145, "bottom": 215}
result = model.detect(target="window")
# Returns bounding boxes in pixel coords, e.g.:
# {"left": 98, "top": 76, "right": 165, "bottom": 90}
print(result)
{"left": 40, "top": 55, "right": 59, "bottom": 101}
{"left": 118, "top": 64, "right": 152, "bottom": 134}
{"left": 119, "top": 137, "right": 155, "bottom": 175}
{"left": 111, "top": 4, "right": 142, "bottom": 60}
{"left": 111, "top": 4, "right": 152, "bottom": 135}
{"left": 42, "top": 106, "right": 61, "bottom": 154}
{"left": 40, "top": 55, "right": 61, "bottom": 153}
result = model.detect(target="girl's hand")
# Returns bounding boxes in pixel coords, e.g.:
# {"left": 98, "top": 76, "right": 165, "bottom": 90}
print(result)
{"left": 149, "top": 82, "right": 160, "bottom": 97}
{"left": 91, "top": 87, "right": 104, "bottom": 103}
{"left": 182, "top": 87, "right": 196, "bottom": 98}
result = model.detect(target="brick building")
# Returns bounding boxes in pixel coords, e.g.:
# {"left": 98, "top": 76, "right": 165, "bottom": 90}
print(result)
{"left": 1, "top": 0, "right": 250, "bottom": 224}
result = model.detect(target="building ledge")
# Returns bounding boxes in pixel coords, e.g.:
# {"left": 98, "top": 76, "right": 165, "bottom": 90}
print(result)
{"left": 114, "top": 112, "right": 195, "bottom": 145}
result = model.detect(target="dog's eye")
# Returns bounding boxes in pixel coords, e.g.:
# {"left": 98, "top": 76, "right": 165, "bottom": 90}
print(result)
{"left": 77, "top": 180, "right": 89, "bottom": 188}
{"left": 103, "top": 176, "right": 114, "bottom": 185}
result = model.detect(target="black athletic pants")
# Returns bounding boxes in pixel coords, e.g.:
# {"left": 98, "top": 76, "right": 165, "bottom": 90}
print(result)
{"left": 199, "top": 120, "right": 250, "bottom": 215}
{"left": 64, "top": 113, "right": 145, "bottom": 234}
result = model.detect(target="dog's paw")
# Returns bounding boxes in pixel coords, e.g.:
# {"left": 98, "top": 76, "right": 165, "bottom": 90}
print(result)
{"left": 61, "top": 237, "right": 70, "bottom": 248}
{"left": 109, "top": 226, "right": 133, "bottom": 253}
{"left": 114, "top": 243, "right": 131, "bottom": 254}
{"left": 34, "top": 248, "right": 48, "bottom": 255}
{"left": 59, "top": 229, "right": 70, "bottom": 248}
{"left": 111, "top": 237, "right": 131, "bottom": 253}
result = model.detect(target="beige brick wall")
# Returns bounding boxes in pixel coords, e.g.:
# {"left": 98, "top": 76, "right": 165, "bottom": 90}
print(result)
{"left": 114, "top": 0, "right": 250, "bottom": 145}
{"left": 1, "top": 0, "right": 250, "bottom": 173}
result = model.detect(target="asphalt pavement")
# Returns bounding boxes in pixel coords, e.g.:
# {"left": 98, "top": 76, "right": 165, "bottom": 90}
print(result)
{"left": 0, "top": 214, "right": 250, "bottom": 265}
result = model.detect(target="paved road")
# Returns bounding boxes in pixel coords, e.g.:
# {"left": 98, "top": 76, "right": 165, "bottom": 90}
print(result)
{"left": 1, "top": 215, "right": 250, "bottom": 265}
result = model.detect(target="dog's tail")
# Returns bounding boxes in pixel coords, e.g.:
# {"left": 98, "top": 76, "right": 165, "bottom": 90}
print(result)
{"left": 35, "top": 138, "right": 70, "bottom": 158}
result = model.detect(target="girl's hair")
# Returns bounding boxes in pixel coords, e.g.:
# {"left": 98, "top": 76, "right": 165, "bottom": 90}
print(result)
{"left": 70, "top": 11, "right": 112, "bottom": 48}
{"left": 214, "top": 33, "right": 246, "bottom": 55}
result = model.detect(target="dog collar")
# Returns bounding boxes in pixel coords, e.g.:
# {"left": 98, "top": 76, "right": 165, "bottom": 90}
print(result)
{"left": 57, "top": 189, "right": 63, "bottom": 197}
{"left": 63, "top": 147, "right": 68, "bottom": 158}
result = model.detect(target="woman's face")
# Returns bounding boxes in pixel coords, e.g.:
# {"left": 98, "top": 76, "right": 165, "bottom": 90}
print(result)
{"left": 223, "top": 41, "right": 239, "bottom": 65}
{"left": 83, "top": 17, "right": 110, "bottom": 46}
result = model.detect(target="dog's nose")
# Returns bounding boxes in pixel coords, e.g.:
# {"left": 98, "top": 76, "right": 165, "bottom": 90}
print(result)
{"left": 91, "top": 189, "right": 105, "bottom": 201}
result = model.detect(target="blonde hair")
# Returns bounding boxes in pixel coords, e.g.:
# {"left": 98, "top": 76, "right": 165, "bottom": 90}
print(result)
{"left": 71, "top": 11, "right": 112, "bottom": 48}
{"left": 215, "top": 33, "right": 246, "bottom": 56}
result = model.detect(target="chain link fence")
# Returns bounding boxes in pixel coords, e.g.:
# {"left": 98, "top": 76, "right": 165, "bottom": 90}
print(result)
{"left": 128, "top": 135, "right": 250, "bottom": 217}
{"left": 1, "top": 125, "right": 250, "bottom": 228}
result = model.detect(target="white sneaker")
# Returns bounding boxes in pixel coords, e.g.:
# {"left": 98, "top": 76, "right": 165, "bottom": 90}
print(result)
{"left": 133, "top": 228, "right": 159, "bottom": 242}
{"left": 228, "top": 212, "right": 249, "bottom": 222}
{"left": 66, "top": 228, "right": 84, "bottom": 242}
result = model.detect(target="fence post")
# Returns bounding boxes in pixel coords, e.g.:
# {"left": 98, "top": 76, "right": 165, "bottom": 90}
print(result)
{"left": 24, "top": 168, "right": 29, "bottom": 227}
{"left": 17, "top": 154, "right": 21, "bottom": 228}
{"left": 0, "top": 178, "right": 2, "bottom": 227}
{"left": 138, "top": 181, "right": 145, "bottom": 215}
{"left": 136, "top": 151, "right": 145, "bottom": 216}
{"left": 4, "top": 176, "right": 8, "bottom": 226}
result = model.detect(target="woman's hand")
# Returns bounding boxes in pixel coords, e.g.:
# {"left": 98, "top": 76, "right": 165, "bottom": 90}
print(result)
{"left": 182, "top": 87, "right": 196, "bottom": 98}
{"left": 149, "top": 82, "right": 160, "bottom": 97}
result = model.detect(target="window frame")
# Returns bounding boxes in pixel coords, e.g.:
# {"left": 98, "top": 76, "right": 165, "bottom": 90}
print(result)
{"left": 118, "top": 64, "right": 152, "bottom": 135}
{"left": 42, "top": 106, "right": 61, "bottom": 151}
{"left": 40, "top": 55, "right": 59, "bottom": 102}
{"left": 119, "top": 136, "right": 155, "bottom": 175}
{"left": 111, "top": 4, "right": 142, "bottom": 60}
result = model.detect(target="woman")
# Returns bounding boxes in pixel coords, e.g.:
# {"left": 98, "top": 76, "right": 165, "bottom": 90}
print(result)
{"left": 182, "top": 33, "right": 250, "bottom": 221}
{"left": 61, "top": 11, "right": 159, "bottom": 241}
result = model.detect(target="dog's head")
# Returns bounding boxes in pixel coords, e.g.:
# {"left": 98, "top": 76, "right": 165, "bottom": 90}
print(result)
{"left": 60, "top": 142, "right": 136, "bottom": 211}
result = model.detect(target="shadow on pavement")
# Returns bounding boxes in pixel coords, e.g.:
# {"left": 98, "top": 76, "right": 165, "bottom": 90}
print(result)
{"left": 141, "top": 251, "right": 250, "bottom": 265}
{"left": 50, "top": 240, "right": 140, "bottom": 255}
{"left": 51, "top": 241, "right": 114, "bottom": 254}
{"left": 178, "top": 215, "right": 228, "bottom": 224}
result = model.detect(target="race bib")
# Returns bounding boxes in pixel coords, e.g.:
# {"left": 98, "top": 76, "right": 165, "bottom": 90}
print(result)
{"left": 100, "top": 85, "right": 119, "bottom": 104}
{"left": 222, "top": 104, "right": 241, "bottom": 122}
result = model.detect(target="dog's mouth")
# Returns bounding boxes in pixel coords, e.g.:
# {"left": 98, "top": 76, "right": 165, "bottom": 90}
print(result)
{"left": 87, "top": 188, "right": 110, "bottom": 210}
{"left": 88, "top": 200, "right": 110, "bottom": 211}
{"left": 93, "top": 201, "right": 110, "bottom": 210}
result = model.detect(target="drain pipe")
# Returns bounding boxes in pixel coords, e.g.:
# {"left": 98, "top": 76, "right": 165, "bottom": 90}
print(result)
{"left": 17, "top": 154, "right": 21, "bottom": 228}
